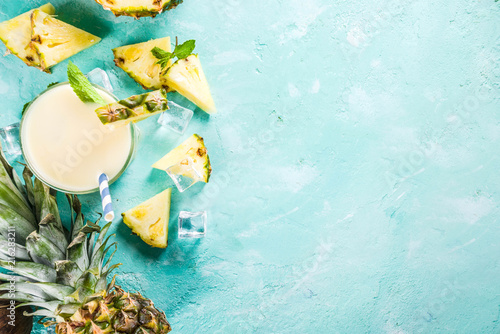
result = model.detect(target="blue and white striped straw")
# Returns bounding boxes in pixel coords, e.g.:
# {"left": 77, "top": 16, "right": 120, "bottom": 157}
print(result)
{"left": 98, "top": 173, "right": 114, "bottom": 222}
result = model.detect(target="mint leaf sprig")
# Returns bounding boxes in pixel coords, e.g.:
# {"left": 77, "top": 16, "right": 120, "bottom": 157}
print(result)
{"left": 151, "top": 38, "right": 196, "bottom": 74}
{"left": 67, "top": 61, "right": 107, "bottom": 106}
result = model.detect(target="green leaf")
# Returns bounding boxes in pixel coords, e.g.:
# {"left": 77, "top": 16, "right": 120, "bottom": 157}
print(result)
{"left": 174, "top": 39, "right": 196, "bottom": 59}
{"left": 21, "top": 102, "right": 30, "bottom": 115}
{"left": 67, "top": 61, "right": 106, "bottom": 106}
{"left": 0, "top": 260, "right": 57, "bottom": 283}
{"left": 151, "top": 47, "right": 173, "bottom": 71}
{"left": 151, "top": 38, "right": 196, "bottom": 73}
{"left": 26, "top": 231, "right": 65, "bottom": 268}
{"left": 47, "top": 82, "right": 59, "bottom": 88}
{"left": 151, "top": 46, "right": 171, "bottom": 60}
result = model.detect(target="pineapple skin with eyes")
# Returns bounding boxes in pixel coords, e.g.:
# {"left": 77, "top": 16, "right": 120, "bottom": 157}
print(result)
{"left": 121, "top": 188, "right": 172, "bottom": 248}
{"left": 113, "top": 37, "right": 172, "bottom": 90}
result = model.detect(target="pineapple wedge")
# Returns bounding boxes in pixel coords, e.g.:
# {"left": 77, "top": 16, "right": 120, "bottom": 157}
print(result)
{"left": 113, "top": 37, "right": 172, "bottom": 90}
{"left": 95, "top": 89, "right": 169, "bottom": 126}
{"left": 164, "top": 54, "right": 217, "bottom": 114}
{"left": 95, "top": 0, "right": 183, "bottom": 18}
{"left": 152, "top": 134, "right": 212, "bottom": 183}
{"left": 30, "top": 9, "right": 101, "bottom": 72}
{"left": 0, "top": 3, "right": 55, "bottom": 68}
{"left": 122, "top": 189, "right": 172, "bottom": 248}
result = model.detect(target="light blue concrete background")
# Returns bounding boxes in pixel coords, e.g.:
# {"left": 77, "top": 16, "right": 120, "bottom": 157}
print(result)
{"left": 0, "top": 0, "right": 499, "bottom": 333}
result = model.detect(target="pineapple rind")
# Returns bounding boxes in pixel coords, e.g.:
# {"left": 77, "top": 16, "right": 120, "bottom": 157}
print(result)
{"left": 95, "top": 0, "right": 183, "bottom": 18}
{"left": 30, "top": 9, "right": 101, "bottom": 72}
{"left": 95, "top": 89, "right": 169, "bottom": 126}
{"left": 0, "top": 3, "right": 55, "bottom": 68}
{"left": 113, "top": 37, "right": 172, "bottom": 90}
{"left": 121, "top": 188, "right": 172, "bottom": 248}
{"left": 165, "top": 54, "right": 217, "bottom": 114}
{"left": 152, "top": 134, "right": 212, "bottom": 183}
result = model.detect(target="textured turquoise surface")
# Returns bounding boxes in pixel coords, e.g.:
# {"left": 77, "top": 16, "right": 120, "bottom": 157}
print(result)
{"left": 1, "top": 0, "right": 500, "bottom": 333}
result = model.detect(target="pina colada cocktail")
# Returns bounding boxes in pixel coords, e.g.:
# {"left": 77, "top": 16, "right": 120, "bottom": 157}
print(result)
{"left": 21, "top": 83, "right": 135, "bottom": 194}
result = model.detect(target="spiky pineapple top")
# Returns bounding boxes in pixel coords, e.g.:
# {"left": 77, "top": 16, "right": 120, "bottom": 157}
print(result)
{"left": 0, "top": 143, "right": 171, "bottom": 333}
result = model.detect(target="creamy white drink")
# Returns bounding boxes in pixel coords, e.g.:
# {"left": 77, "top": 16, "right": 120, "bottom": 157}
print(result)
{"left": 21, "top": 83, "right": 133, "bottom": 193}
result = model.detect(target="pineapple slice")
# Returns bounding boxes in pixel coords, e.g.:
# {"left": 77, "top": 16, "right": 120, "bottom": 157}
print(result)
{"left": 95, "top": 89, "right": 169, "bottom": 126}
{"left": 113, "top": 37, "right": 172, "bottom": 90}
{"left": 30, "top": 9, "right": 101, "bottom": 72}
{"left": 164, "top": 54, "right": 217, "bottom": 114}
{"left": 0, "top": 3, "right": 55, "bottom": 68}
{"left": 122, "top": 188, "right": 172, "bottom": 248}
{"left": 95, "top": 0, "right": 182, "bottom": 18}
{"left": 152, "top": 134, "right": 212, "bottom": 183}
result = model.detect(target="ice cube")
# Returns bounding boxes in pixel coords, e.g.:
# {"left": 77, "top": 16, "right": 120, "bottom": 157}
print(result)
{"left": 158, "top": 101, "right": 194, "bottom": 135}
{"left": 165, "top": 157, "right": 202, "bottom": 192}
{"left": 0, "top": 122, "right": 21, "bottom": 156}
{"left": 86, "top": 68, "right": 114, "bottom": 93}
{"left": 178, "top": 211, "right": 207, "bottom": 238}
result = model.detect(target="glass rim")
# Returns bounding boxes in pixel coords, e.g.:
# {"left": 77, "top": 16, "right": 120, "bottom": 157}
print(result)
{"left": 20, "top": 81, "right": 138, "bottom": 195}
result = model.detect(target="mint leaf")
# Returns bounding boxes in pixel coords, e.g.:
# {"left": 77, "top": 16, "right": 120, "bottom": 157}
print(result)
{"left": 22, "top": 102, "right": 30, "bottom": 115}
{"left": 151, "top": 47, "right": 173, "bottom": 71}
{"left": 151, "top": 39, "right": 196, "bottom": 73}
{"left": 174, "top": 39, "right": 195, "bottom": 59}
{"left": 151, "top": 46, "right": 171, "bottom": 60}
{"left": 67, "top": 61, "right": 106, "bottom": 106}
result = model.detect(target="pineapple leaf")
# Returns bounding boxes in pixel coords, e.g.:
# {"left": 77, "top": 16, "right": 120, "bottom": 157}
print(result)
{"left": 55, "top": 260, "right": 83, "bottom": 287}
{"left": 0, "top": 181, "right": 36, "bottom": 224}
{"left": 0, "top": 273, "right": 27, "bottom": 282}
{"left": 67, "top": 61, "right": 106, "bottom": 106}
{"left": 34, "top": 178, "right": 62, "bottom": 229}
{"left": 22, "top": 167, "right": 35, "bottom": 207}
{"left": 26, "top": 231, "right": 66, "bottom": 267}
{"left": 39, "top": 214, "right": 68, "bottom": 254}
{"left": 26, "top": 282, "right": 74, "bottom": 301}
{"left": 67, "top": 232, "right": 90, "bottom": 272}
{"left": 0, "top": 291, "right": 45, "bottom": 303}
{"left": 18, "top": 300, "right": 60, "bottom": 313}
{"left": 0, "top": 143, "right": 32, "bottom": 211}
{"left": 0, "top": 260, "right": 57, "bottom": 283}
{"left": 0, "top": 234, "right": 30, "bottom": 260}
{"left": 0, "top": 282, "right": 49, "bottom": 300}
{"left": 0, "top": 203, "right": 37, "bottom": 245}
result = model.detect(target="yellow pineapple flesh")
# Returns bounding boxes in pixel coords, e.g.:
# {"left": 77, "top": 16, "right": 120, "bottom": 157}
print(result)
{"left": 30, "top": 9, "right": 101, "bottom": 72}
{"left": 164, "top": 54, "right": 217, "bottom": 114}
{"left": 0, "top": 3, "right": 55, "bottom": 68}
{"left": 121, "top": 189, "right": 172, "bottom": 248}
{"left": 152, "top": 134, "right": 212, "bottom": 183}
{"left": 95, "top": 0, "right": 182, "bottom": 18}
{"left": 113, "top": 37, "right": 172, "bottom": 90}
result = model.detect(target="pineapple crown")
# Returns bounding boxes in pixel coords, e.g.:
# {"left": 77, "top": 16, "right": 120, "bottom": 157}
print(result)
{"left": 0, "top": 143, "right": 120, "bottom": 322}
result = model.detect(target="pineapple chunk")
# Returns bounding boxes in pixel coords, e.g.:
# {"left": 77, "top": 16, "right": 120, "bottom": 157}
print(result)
{"left": 95, "top": 89, "right": 169, "bottom": 126}
{"left": 152, "top": 134, "right": 212, "bottom": 183}
{"left": 164, "top": 55, "right": 217, "bottom": 114}
{"left": 113, "top": 37, "right": 172, "bottom": 90}
{"left": 0, "top": 3, "right": 55, "bottom": 68}
{"left": 122, "top": 189, "right": 172, "bottom": 248}
{"left": 94, "top": 0, "right": 182, "bottom": 18}
{"left": 30, "top": 9, "right": 101, "bottom": 72}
